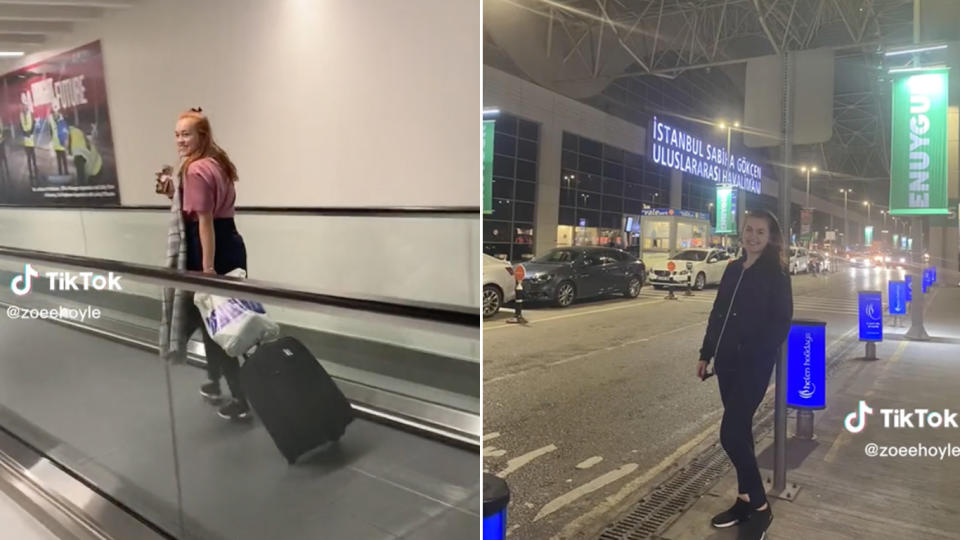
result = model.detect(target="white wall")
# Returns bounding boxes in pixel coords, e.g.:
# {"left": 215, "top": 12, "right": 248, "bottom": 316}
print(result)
{"left": 3, "top": 0, "right": 480, "bottom": 208}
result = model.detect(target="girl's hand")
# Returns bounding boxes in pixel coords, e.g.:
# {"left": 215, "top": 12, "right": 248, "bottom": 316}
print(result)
{"left": 697, "top": 360, "right": 709, "bottom": 380}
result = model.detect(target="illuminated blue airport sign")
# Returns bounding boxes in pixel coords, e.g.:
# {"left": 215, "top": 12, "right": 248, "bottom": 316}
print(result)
{"left": 786, "top": 320, "right": 826, "bottom": 409}
{"left": 932, "top": 267, "right": 937, "bottom": 283}
{"left": 922, "top": 268, "right": 933, "bottom": 293}
{"left": 648, "top": 116, "right": 763, "bottom": 194}
{"left": 905, "top": 275, "right": 913, "bottom": 302}
{"left": 858, "top": 290, "right": 883, "bottom": 342}
{"left": 889, "top": 281, "right": 907, "bottom": 315}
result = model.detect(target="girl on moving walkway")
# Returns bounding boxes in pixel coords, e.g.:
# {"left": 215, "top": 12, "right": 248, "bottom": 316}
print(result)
{"left": 158, "top": 108, "right": 251, "bottom": 421}
{"left": 696, "top": 209, "right": 793, "bottom": 540}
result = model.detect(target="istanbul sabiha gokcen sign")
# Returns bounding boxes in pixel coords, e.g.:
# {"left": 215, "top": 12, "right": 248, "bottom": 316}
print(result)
{"left": 647, "top": 116, "right": 763, "bottom": 195}
{"left": 889, "top": 70, "right": 949, "bottom": 216}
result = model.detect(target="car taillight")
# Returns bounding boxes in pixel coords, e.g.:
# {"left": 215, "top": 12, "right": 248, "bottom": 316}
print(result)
{"left": 506, "top": 267, "right": 514, "bottom": 276}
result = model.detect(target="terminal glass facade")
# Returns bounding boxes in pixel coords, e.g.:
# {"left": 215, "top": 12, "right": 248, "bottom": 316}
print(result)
{"left": 558, "top": 132, "right": 668, "bottom": 252}
{"left": 483, "top": 113, "right": 541, "bottom": 261}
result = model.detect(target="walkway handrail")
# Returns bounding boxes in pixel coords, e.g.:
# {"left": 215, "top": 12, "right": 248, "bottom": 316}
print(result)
{"left": 0, "top": 246, "right": 479, "bottom": 328}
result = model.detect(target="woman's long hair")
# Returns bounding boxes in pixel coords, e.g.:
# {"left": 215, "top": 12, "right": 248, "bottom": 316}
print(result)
{"left": 744, "top": 209, "right": 788, "bottom": 271}
{"left": 178, "top": 109, "right": 238, "bottom": 182}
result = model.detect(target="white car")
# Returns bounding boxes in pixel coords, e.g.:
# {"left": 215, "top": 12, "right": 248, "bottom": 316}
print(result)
{"left": 648, "top": 248, "right": 731, "bottom": 290}
{"left": 483, "top": 254, "right": 517, "bottom": 318}
{"left": 789, "top": 247, "right": 810, "bottom": 274}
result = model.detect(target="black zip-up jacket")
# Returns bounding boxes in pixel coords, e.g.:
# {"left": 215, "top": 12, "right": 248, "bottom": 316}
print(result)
{"left": 699, "top": 253, "right": 793, "bottom": 373}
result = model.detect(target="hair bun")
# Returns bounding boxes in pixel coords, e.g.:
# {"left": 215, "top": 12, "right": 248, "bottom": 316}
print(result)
{"left": 190, "top": 106, "right": 203, "bottom": 113}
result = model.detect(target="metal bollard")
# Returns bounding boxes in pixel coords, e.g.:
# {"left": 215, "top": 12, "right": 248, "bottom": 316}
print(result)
{"left": 665, "top": 286, "right": 678, "bottom": 300}
{"left": 506, "top": 266, "right": 528, "bottom": 325}
{"left": 796, "top": 409, "right": 815, "bottom": 440}
{"left": 684, "top": 261, "right": 694, "bottom": 296}
{"left": 483, "top": 473, "right": 510, "bottom": 540}
{"left": 770, "top": 319, "right": 826, "bottom": 498}
{"left": 857, "top": 290, "right": 882, "bottom": 359}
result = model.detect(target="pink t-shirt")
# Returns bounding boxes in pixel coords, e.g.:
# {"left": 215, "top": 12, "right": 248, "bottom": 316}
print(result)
{"left": 181, "top": 157, "right": 236, "bottom": 221}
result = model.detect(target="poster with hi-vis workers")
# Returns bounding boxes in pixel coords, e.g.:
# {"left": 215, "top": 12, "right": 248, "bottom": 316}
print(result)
{"left": 0, "top": 41, "right": 119, "bottom": 205}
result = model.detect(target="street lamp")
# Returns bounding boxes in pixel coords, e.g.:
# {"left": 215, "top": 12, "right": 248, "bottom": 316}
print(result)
{"left": 717, "top": 120, "right": 740, "bottom": 157}
{"left": 840, "top": 189, "right": 853, "bottom": 249}
{"left": 800, "top": 166, "right": 818, "bottom": 208}
{"left": 863, "top": 200, "right": 871, "bottom": 225}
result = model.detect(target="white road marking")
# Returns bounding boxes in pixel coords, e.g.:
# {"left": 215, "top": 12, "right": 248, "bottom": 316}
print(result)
{"left": 484, "top": 432, "right": 501, "bottom": 442}
{"left": 484, "top": 447, "right": 507, "bottom": 457}
{"left": 487, "top": 321, "right": 707, "bottom": 384}
{"left": 551, "top": 414, "right": 722, "bottom": 539}
{"left": 575, "top": 456, "right": 604, "bottom": 470}
{"left": 534, "top": 464, "right": 639, "bottom": 522}
{"left": 497, "top": 444, "right": 558, "bottom": 478}
{"left": 484, "top": 299, "right": 664, "bottom": 331}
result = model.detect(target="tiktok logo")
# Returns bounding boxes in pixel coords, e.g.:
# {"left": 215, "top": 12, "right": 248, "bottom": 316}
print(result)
{"left": 844, "top": 400, "right": 874, "bottom": 434}
{"left": 10, "top": 264, "right": 39, "bottom": 296}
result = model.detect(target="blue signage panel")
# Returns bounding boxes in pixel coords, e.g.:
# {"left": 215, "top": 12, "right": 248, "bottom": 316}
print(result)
{"left": 648, "top": 116, "right": 763, "bottom": 194}
{"left": 858, "top": 290, "right": 883, "bottom": 342}
{"left": 922, "top": 268, "right": 932, "bottom": 293}
{"left": 888, "top": 281, "right": 907, "bottom": 315}
{"left": 786, "top": 320, "right": 827, "bottom": 409}
{"left": 932, "top": 266, "right": 937, "bottom": 283}
{"left": 905, "top": 275, "right": 913, "bottom": 302}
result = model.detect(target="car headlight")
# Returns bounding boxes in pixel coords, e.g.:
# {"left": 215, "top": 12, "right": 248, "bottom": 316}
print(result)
{"left": 899, "top": 257, "right": 906, "bottom": 264}
{"left": 531, "top": 273, "right": 552, "bottom": 283}
{"left": 677, "top": 270, "right": 688, "bottom": 275}
{"left": 885, "top": 257, "right": 891, "bottom": 262}
{"left": 864, "top": 260, "right": 872, "bottom": 266}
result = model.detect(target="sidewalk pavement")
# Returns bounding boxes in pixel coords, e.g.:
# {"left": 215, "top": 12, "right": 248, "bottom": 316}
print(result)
{"left": 660, "top": 285, "right": 960, "bottom": 540}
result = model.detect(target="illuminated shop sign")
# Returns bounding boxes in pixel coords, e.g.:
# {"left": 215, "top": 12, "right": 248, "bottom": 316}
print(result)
{"left": 640, "top": 208, "right": 711, "bottom": 220}
{"left": 648, "top": 116, "right": 763, "bottom": 195}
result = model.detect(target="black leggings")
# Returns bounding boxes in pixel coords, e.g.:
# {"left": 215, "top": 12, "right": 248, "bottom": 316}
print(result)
{"left": 717, "top": 363, "right": 773, "bottom": 508}
{"left": 185, "top": 218, "right": 248, "bottom": 403}
{"left": 186, "top": 303, "right": 246, "bottom": 403}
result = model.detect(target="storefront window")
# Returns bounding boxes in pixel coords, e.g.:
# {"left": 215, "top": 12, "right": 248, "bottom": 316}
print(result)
{"left": 559, "top": 132, "right": 672, "bottom": 251}
{"left": 483, "top": 113, "right": 540, "bottom": 262}
{"left": 642, "top": 220, "right": 671, "bottom": 251}
{"left": 677, "top": 221, "right": 708, "bottom": 249}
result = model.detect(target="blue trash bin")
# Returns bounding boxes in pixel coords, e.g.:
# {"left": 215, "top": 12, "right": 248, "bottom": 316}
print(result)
{"left": 483, "top": 473, "right": 510, "bottom": 540}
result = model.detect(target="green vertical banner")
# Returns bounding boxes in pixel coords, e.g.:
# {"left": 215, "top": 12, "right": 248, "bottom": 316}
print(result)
{"left": 483, "top": 120, "right": 495, "bottom": 214}
{"left": 889, "top": 69, "right": 949, "bottom": 215}
{"left": 715, "top": 186, "right": 735, "bottom": 233}
{"left": 864, "top": 225, "right": 874, "bottom": 247}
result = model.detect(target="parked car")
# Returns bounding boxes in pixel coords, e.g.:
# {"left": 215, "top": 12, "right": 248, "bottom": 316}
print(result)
{"left": 483, "top": 253, "right": 516, "bottom": 318}
{"left": 648, "top": 248, "right": 731, "bottom": 290}
{"left": 515, "top": 247, "right": 646, "bottom": 308}
{"left": 789, "top": 246, "right": 810, "bottom": 274}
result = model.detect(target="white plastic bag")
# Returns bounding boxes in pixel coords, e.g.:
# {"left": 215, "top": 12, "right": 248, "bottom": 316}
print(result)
{"left": 193, "top": 269, "right": 279, "bottom": 358}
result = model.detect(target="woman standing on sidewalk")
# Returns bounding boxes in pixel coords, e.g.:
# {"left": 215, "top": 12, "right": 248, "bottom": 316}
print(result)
{"left": 697, "top": 209, "right": 793, "bottom": 540}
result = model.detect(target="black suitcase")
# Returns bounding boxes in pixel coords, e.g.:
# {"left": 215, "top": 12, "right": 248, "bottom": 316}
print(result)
{"left": 240, "top": 336, "right": 354, "bottom": 464}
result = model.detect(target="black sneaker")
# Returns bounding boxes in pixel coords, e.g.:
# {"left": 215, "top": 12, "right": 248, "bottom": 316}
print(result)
{"left": 217, "top": 400, "right": 252, "bottom": 421}
{"left": 711, "top": 498, "right": 751, "bottom": 528}
{"left": 199, "top": 381, "right": 222, "bottom": 402}
{"left": 737, "top": 506, "right": 773, "bottom": 540}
